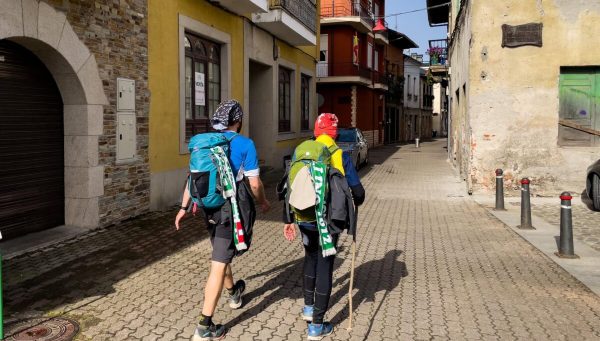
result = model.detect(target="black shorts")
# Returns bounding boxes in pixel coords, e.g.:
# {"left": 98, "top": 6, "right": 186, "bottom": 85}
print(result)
{"left": 204, "top": 203, "right": 235, "bottom": 264}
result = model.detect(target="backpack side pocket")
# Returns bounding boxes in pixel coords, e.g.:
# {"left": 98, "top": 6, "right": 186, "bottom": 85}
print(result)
{"left": 191, "top": 171, "right": 210, "bottom": 198}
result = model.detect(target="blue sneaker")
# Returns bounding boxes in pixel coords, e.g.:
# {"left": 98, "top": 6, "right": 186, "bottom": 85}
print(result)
{"left": 307, "top": 322, "right": 334, "bottom": 340}
{"left": 301, "top": 305, "right": 314, "bottom": 321}
{"left": 192, "top": 323, "right": 226, "bottom": 341}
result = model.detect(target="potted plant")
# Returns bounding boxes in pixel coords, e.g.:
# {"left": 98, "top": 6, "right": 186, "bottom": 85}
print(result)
{"left": 427, "top": 47, "right": 444, "bottom": 65}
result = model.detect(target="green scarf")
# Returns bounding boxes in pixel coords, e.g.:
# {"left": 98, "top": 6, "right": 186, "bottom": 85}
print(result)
{"left": 310, "top": 161, "right": 336, "bottom": 257}
{"left": 211, "top": 146, "right": 247, "bottom": 251}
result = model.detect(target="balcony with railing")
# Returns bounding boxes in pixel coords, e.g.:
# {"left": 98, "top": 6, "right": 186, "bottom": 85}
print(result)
{"left": 317, "top": 62, "right": 372, "bottom": 85}
{"left": 209, "top": 0, "right": 268, "bottom": 15}
{"left": 428, "top": 39, "right": 448, "bottom": 73}
{"left": 252, "top": 0, "right": 317, "bottom": 46}
{"left": 372, "top": 70, "right": 388, "bottom": 90}
{"left": 320, "top": 0, "right": 374, "bottom": 33}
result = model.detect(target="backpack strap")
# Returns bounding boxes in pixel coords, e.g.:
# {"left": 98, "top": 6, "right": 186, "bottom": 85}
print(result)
{"left": 226, "top": 132, "right": 240, "bottom": 142}
{"left": 328, "top": 145, "right": 340, "bottom": 155}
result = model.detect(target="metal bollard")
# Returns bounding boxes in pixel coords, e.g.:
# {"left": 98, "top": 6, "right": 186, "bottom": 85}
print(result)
{"left": 517, "top": 178, "right": 535, "bottom": 229}
{"left": 555, "top": 192, "right": 579, "bottom": 259}
{"left": 415, "top": 137, "right": 420, "bottom": 148}
{"left": 494, "top": 169, "right": 506, "bottom": 211}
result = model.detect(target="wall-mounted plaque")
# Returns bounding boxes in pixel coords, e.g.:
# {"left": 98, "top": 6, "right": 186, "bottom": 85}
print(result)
{"left": 502, "top": 23, "right": 543, "bottom": 48}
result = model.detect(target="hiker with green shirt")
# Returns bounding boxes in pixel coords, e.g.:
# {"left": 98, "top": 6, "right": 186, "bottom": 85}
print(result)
{"left": 280, "top": 113, "right": 364, "bottom": 340}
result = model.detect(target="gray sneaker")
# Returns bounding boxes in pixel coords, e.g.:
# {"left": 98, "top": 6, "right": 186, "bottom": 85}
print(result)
{"left": 227, "top": 279, "right": 246, "bottom": 309}
{"left": 192, "top": 323, "right": 226, "bottom": 341}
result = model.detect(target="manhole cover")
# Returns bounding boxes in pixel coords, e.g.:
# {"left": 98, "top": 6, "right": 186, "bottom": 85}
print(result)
{"left": 412, "top": 150, "right": 421, "bottom": 153}
{"left": 4, "top": 317, "right": 79, "bottom": 341}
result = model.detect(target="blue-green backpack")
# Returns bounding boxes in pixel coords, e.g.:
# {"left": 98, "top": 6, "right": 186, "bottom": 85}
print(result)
{"left": 188, "top": 132, "right": 236, "bottom": 209}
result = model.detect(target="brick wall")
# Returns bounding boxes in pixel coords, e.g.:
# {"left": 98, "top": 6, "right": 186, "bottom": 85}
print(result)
{"left": 46, "top": 0, "right": 150, "bottom": 226}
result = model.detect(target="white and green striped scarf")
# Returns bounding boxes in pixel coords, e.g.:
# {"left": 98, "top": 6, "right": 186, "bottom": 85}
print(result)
{"left": 211, "top": 146, "right": 247, "bottom": 251}
{"left": 310, "top": 161, "right": 336, "bottom": 257}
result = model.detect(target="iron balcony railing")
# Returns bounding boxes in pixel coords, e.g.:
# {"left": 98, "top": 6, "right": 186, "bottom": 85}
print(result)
{"left": 372, "top": 70, "right": 386, "bottom": 85}
{"left": 320, "top": 0, "right": 374, "bottom": 27}
{"left": 271, "top": 0, "right": 317, "bottom": 34}
{"left": 317, "top": 62, "right": 372, "bottom": 80}
{"left": 428, "top": 38, "right": 448, "bottom": 66}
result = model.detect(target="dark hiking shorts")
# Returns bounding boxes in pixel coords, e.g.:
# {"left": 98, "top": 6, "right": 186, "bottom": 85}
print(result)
{"left": 204, "top": 203, "right": 235, "bottom": 264}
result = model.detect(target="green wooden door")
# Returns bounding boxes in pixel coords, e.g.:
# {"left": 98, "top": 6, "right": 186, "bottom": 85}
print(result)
{"left": 559, "top": 67, "right": 600, "bottom": 147}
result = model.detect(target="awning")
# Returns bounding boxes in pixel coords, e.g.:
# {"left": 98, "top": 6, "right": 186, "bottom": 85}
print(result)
{"left": 427, "top": 0, "right": 450, "bottom": 26}
{"left": 387, "top": 29, "right": 419, "bottom": 49}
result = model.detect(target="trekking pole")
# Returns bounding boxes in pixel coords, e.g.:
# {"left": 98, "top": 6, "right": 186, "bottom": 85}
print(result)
{"left": 347, "top": 207, "right": 357, "bottom": 331}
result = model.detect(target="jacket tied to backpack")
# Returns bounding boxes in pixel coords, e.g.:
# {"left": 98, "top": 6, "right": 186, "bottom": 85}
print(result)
{"left": 327, "top": 168, "right": 357, "bottom": 240}
{"left": 188, "top": 132, "right": 250, "bottom": 252}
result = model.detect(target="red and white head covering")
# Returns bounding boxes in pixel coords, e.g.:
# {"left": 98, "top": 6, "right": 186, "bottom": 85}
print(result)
{"left": 314, "top": 113, "right": 339, "bottom": 139}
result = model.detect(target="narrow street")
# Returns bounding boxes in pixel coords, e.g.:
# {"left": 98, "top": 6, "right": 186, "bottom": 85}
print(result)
{"left": 5, "top": 139, "right": 600, "bottom": 341}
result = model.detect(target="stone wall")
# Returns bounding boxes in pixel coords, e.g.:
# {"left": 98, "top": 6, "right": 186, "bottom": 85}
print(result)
{"left": 461, "top": 0, "right": 600, "bottom": 195}
{"left": 46, "top": 0, "right": 150, "bottom": 225}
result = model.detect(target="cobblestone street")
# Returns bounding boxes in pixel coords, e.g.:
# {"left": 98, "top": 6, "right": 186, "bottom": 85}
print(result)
{"left": 5, "top": 139, "right": 600, "bottom": 340}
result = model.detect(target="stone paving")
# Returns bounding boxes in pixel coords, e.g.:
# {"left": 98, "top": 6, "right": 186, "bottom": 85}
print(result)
{"left": 4, "top": 139, "right": 600, "bottom": 340}
{"left": 533, "top": 202, "right": 600, "bottom": 253}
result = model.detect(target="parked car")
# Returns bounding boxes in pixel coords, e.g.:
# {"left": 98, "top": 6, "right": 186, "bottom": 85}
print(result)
{"left": 586, "top": 159, "right": 600, "bottom": 211}
{"left": 336, "top": 128, "right": 369, "bottom": 169}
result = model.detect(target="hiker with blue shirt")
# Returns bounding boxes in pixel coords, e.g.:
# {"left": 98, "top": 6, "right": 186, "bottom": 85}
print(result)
{"left": 281, "top": 113, "right": 365, "bottom": 340}
{"left": 175, "top": 99, "right": 270, "bottom": 341}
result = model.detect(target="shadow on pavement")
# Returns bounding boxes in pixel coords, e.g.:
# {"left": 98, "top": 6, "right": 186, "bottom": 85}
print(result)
{"left": 329, "top": 250, "right": 408, "bottom": 340}
{"left": 226, "top": 257, "right": 343, "bottom": 328}
{"left": 3, "top": 210, "right": 210, "bottom": 317}
{"left": 227, "top": 249, "right": 407, "bottom": 337}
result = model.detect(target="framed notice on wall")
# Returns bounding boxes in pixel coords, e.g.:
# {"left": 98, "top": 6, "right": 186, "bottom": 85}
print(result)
{"left": 502, "top": 23, "right": 543, "bottom": 48}
{"left": 195, "top": 72, "right": 205, "bottom": 106}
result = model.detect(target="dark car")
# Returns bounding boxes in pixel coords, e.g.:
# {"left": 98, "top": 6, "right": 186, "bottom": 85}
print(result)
{"left": 586, "top": 159, "right": 600, "bottom": 211}
{"left": 336, "top": 128, "right": 369, "bottom": 169}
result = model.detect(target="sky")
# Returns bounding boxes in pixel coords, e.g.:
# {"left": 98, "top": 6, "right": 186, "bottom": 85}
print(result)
{"left": 385, "top": 0, "right": 448, "bottom": 58}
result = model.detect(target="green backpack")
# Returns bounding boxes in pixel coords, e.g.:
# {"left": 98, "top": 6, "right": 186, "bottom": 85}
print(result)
{"left": 287, "top": 140, "right": 339, "bottom": 222}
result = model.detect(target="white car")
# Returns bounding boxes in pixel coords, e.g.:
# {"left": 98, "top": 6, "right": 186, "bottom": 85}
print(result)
{"left": 336, "top": 128, "right": 369, "bottom": 169}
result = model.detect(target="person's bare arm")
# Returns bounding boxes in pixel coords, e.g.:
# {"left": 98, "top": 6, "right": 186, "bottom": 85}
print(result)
{"left": 175, "top": 181, "right": 191, "bottom": 230}
{"left": 248, "top": 176, "right": 270, "bottom": 213}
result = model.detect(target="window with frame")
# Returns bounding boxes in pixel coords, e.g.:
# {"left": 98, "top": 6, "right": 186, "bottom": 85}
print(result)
{"left": 279, "top": 67, "right": 292, "bottom": 132}
{"left": 184, "top": 33, "right": 221, "bottom": 140}
{"left": 301, "top": 75, "right": 310, "bottom": 131}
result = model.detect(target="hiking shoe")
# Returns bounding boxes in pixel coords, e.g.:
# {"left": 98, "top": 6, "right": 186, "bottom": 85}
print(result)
{"left": 307, "top": 322, "right": 334, "bottom": 340}
{"left": 227, "top": 279, "right": 246, "bottom": 309}
{"left": 192, "top": 323, "right": 226, "bottom": 341}
{"left": 301, "top": 305, "right": 314, "bottom": 322}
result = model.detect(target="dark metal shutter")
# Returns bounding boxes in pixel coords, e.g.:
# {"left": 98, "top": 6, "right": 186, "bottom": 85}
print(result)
{"left": 0, "top": 40, "right": 64, "bottom": 239}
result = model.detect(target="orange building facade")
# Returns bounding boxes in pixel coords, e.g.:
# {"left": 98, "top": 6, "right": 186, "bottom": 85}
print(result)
{"left": 317, "top": 0, "right": 388, "bottom": 146}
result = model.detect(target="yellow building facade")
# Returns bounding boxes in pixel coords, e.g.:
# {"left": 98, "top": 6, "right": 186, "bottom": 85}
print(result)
{"left": 148, "top": 0, "right": 320, "bottom": 209}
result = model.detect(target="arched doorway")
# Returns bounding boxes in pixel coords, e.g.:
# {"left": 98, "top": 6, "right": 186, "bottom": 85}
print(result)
{"left": 0, "top": 40, "right": 64, "bottom": 239}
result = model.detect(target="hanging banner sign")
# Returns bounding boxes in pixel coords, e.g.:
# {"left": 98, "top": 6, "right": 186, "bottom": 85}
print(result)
{"left": 195, "top": 72, "right": 205, "bottom": 106}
